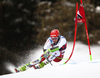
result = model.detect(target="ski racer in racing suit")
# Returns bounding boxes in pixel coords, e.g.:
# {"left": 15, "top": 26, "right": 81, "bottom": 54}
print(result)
{"left": 19, "top": 29, "right": 67, "bottom": 71}
{"left": 31, "top": 29, "right": 67, "bottom": 69}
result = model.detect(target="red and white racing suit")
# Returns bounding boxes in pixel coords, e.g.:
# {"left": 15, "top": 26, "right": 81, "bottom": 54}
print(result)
{"left": 40, "top": 36, "right": 67, "bottom": 62}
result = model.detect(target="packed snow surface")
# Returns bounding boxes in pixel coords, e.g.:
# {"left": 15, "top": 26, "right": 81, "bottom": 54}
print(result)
{"left": 0, "top": 42, "right": 100, "bottom": 78}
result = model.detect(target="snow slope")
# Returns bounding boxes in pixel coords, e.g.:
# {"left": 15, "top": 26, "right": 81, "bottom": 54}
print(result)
{"left": 0, "top": 42, "right": 100, "bottom": 78}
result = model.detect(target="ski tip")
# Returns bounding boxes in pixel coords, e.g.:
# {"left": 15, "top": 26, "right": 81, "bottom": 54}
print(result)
{"left": 15, "top": 69, "right": 17, "bottom": 72}
{"left": 15, "top": 69, "right": 20, "bottom": 73}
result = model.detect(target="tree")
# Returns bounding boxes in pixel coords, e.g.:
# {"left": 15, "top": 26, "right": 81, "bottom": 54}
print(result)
{"left": 0, "top": 0, "right": 38, "bottom": 52}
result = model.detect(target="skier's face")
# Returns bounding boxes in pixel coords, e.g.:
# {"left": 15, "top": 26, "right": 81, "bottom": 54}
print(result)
{"left": 51, "top": 37, "right": 58, "bottom": 43}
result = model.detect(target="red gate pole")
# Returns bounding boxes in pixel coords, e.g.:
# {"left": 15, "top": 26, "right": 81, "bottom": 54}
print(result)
{"left": 63, "top": 3, "right": 78, "bottom": 64}
{"left": 80, "top": 0, "right": 83, "bottom": 4}
{"left": 80, "top": 0, "right": 92, "bottom": 61}
{"left": 84, "top": 22, "right": 92, "bottom": 61}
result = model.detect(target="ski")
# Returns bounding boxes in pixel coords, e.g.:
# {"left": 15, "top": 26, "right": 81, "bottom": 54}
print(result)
{"left": 14, "top": 48, "right": 58, "bottom": 73}
{"left": 14, "top": 59, "right": 40, "bottom": 73}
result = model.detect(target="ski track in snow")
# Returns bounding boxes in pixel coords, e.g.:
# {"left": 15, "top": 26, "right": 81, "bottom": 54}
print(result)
{"left": 0, "top": 42, "right": 100, "bottom": 78}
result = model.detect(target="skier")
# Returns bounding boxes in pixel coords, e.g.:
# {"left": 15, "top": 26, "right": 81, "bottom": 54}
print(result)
{"left": 19, "top": 29, "right": 67, "bottom": 71}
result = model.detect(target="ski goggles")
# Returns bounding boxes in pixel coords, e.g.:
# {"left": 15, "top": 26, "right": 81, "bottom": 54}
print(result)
{"left": 51, "top": 37, "right": 58, "bottom": 41}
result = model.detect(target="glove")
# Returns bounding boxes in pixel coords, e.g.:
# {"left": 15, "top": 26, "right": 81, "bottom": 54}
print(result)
{"left": 20, "top": 66, "right": 26, "bottom": 71}
{"left": 44, "top": 50, "right": 50, "bottom": 59}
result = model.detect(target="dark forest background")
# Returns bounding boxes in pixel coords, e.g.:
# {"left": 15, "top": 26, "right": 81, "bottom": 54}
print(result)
{"left": 0, "top": 0, "right": 100, "bottom": 75}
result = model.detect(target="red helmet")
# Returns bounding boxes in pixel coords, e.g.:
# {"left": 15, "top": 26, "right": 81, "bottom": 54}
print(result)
{"left": 50, "top": 29, "right": 60, "bottom": 38}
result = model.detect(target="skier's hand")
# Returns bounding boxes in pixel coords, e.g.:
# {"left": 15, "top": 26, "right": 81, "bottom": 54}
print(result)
{"left": 44, "top": 50, "right": 50, "bottom": 58}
